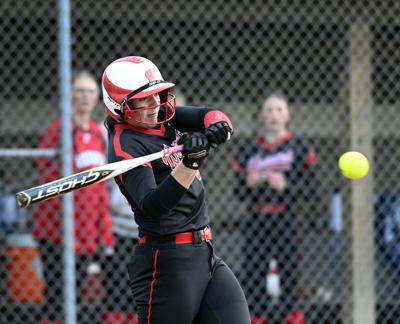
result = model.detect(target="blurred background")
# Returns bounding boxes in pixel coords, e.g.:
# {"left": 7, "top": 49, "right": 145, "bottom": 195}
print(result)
{"left": 0, "top": 0, "right": 400, "bottom": 323}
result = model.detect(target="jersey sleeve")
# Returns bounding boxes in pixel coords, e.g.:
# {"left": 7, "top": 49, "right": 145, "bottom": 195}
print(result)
{"left": 173, "top": 106, "right": 213, "bottom": 132}
{"left": 110, "top": 131, "right": 187, "bottom": 219}
{"left": 231, "top": 138, "right": 254, "bottom": 201}
{"left": 122, "top": 167, "right": 187, "bottom": 218}
{"left": 283, "top": 140, "right": 318, "bottom": 199}
{"left": 173, "top": 106, "right": 233, "bottom": 133}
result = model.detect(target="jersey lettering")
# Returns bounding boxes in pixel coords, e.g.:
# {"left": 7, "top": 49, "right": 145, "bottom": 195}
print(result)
{"left": 247, "top": 150, "right": 294, "bottom": 172}
{"left": 75, "top": 150, "right": 106, "bottom": 170}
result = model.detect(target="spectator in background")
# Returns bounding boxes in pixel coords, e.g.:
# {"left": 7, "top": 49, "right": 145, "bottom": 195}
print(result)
{"left": 102, "top": 179, "right": 139, "bottom": 324}
{"left": 232, "top": 93, "right": 318, "bottom": 324}
{"left": 33, "top": 70, "right": 114, "bottom": 324}
{"left": 375, "top": 193, "right": 400, "bottom": 270}
{"left": 0, "top": 169, "right": 22, "bottom": 235}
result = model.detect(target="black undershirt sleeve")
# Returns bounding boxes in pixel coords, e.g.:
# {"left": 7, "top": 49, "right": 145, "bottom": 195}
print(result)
{"left": 118, "top": 106, "right": 215, "bottom": 218}
{"left": 173, "top": 106, "right": 213, "bottom": 132}
{"left": 122, "top": 166, "right": 187, "bottom": 218}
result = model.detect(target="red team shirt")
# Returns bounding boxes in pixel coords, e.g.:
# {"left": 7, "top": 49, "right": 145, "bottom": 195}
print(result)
{"left": 33, "top": 119, "right": 114, "bottom": 254}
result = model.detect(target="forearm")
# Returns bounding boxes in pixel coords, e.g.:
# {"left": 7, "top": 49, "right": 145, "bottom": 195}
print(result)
{"left": 171, "top": 162, "right": 198, "bottom": 189}
{"left": 123, "top": 167, "right": 188, "bottom": 217}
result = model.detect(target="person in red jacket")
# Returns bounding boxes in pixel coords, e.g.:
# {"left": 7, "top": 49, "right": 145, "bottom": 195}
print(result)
{"left": 33, "top": 70, "right": 114, "bottom": 324}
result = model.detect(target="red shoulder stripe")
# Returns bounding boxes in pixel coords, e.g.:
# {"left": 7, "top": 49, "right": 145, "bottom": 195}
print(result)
{"left": 114, "top": 124, "right": 152, "bottom": 168}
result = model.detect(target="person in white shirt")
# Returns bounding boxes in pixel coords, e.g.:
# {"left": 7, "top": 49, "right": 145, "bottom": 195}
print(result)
{"left": 102, "top": 173, "right": 139, "bottom": 323}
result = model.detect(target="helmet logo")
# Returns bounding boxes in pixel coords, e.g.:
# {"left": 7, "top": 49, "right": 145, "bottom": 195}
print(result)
{"left": 145, "top": 67, "right": 158, "bottom": 81}
{"left": 130, "top": 57, "right": 145, "bottom": 63}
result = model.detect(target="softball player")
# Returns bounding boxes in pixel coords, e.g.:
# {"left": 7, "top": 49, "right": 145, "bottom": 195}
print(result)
{"left": 102, "top": 56, "right": 250, "bottom": 324}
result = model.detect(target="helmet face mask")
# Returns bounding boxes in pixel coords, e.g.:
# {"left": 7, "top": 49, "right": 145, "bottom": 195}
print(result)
{"left": 102, "top": 56, "right": 176, "bottom": 125}
{"left": 123, "top": 92, "right": 176, "bottom": 125}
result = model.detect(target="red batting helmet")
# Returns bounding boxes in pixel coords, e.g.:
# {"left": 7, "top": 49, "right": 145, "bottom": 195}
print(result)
{"left": 102, "top": 56, "right": 176, "bottom": 125}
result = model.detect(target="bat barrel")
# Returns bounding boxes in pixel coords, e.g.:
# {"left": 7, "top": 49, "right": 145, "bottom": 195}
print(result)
{"left": 15, "top": 145, "right": 183, "bottom": 209}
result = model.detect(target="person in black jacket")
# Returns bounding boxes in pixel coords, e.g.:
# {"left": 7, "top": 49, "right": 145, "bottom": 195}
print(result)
{"left": 232, "top": 93, "right": 317, "bottom": 324}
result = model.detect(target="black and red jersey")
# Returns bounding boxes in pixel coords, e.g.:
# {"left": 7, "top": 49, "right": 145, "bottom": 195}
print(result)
{"left": 232, "top": 132, "right": 317, "bottom": 213}
{"left": 108, "top": 106, "right": 228, "bottom": 237}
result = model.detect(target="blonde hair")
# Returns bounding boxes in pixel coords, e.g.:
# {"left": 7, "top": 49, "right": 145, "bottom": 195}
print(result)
{"left": 72, "top": 70, "right": 99, "bottom": 90}
{"left": 263, "top": 91, "right": 289, "bottom": 106}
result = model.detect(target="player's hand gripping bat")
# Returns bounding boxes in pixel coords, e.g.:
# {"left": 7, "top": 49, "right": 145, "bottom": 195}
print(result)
{"left": 16, "top": 145, "right": 183, "bottom": 208}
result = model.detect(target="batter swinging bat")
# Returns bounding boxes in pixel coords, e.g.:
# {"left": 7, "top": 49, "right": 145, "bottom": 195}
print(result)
{"left": 16, "top": 145, "right": 183, "bottom": 208}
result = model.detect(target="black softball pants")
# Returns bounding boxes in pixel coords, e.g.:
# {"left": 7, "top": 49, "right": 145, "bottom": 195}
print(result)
{"left": 127, "top": 239, "right": 250, "bottom": 324}
{"left": 242, "top": 211, "right": 299, "bottom": 323}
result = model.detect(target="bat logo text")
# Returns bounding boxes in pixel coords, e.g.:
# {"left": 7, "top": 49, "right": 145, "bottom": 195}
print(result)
{"left": 30, "top": 169, "right": 112, "bottom": 202}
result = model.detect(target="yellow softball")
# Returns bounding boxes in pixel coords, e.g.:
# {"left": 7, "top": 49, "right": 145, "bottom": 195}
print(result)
{"left": 338, "top": 151, "right": 370, "bottom": 180}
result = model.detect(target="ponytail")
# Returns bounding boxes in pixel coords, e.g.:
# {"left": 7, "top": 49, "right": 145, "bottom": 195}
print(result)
{"left": 104, "top": 116, "right": 117, "bottom": 137}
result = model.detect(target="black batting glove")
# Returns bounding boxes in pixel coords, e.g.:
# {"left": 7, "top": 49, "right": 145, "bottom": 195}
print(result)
{"left": 178, "top": 133, "right": 210, "bottom": 169}
{"left": 204, "top": 121, "right": 231, "bottom": 148}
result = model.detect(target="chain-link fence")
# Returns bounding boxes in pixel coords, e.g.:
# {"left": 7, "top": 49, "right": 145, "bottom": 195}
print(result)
{"left": 1, "top": 1, "right": 400, "bottom": 323}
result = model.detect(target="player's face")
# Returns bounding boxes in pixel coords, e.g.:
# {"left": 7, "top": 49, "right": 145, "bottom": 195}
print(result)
{"left": 261, "top": 97, "right": 290, "bottom": 134}
{"left": 72, "top": 77, "right": 99, "bottom": 115}
{"left": 128, "top": 93, "right": 161, "bottom": 128}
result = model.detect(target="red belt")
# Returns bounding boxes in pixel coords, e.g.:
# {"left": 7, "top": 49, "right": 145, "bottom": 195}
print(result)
{"left": 139, "top": 227, "right": 213, "bottom": 245}
{"left": 255, "top": 204, "right": 288, "bottom": 214}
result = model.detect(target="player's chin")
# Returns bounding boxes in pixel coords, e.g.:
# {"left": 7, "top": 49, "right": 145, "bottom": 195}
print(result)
{"left": 146, "top": 116, "right": 158, "bottom": 124}
{"left": 141, "top": 119, "right": 158, "bottom": 128}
